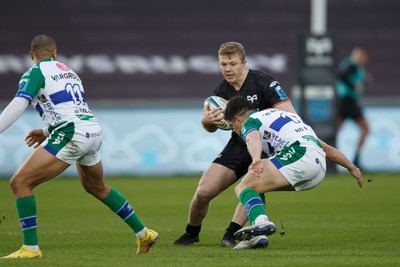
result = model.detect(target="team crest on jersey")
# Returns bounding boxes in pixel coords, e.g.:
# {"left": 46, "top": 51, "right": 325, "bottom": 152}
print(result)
{"left": 38, "top": 94, "right": 48, "bottom": 103}
{"left": 18, "top": 78, "right": 29, "bottom": 91}
{"left": 56, "top": 63, "right": 70, "bottom": 71}
{"left": 247, "top": 95, "right": 258, "bottom": 103}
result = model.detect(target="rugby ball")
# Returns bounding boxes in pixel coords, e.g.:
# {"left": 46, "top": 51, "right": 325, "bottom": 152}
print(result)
{"left": 204, "top": 96, "right": 232, "bottom": 130}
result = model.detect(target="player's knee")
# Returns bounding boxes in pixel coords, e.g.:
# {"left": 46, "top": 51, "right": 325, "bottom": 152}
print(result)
{"left": 194, "top": 186, "right": 215, "bottom": 203}
{"left": 9, "top": 178, "right": 18, "bottom": 194}
{"left": 9, "top": 175, "right": 29, "bottom": 195}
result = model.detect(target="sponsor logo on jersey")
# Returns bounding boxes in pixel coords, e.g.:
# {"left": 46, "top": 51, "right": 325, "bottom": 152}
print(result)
{"left": 52, "top": 131, "right": 65, "bottom": 145}
{"left": 43, "top": 102, "right": 62, "bottom": 123}
{"left": 262, "top": 130, "right": 271, "bottom": 140}
{"left": 56, "top": 62, "right": 70, "bottom": 71}
{"left": 270, "top": 132, "right": 287, "bottom": 147}
{"left": 74, "top": 107, "right": 91, "bottom": 114}
{"left": 270, "top": 81, "right": 278, "bottom": 87}
{"left": 273, "top": 84, "right": 288, "bottom": 100}
{"left": 51, "top": 72, "right": 81, "bottom": 82}
{"left": 18, "top": 78, "right": 29, "bottom": 91}
{"left": 85, "top": 131, "right": 102, "bottom": 138}
{"left": 315, "top": 157, "right": 326, "bottom": 173}
{"left": 247, "top": 94, "right": 258, "bottom": 103}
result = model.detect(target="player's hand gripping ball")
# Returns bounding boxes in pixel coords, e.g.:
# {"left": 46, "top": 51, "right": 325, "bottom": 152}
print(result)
{"left": 204, "top": 96, "right": 231, "bottom": 130}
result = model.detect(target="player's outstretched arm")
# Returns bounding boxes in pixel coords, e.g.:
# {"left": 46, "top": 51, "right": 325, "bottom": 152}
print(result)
{"left": 0, "top": 97, "right": 29, "bottom": 134}
{"left": 320, "top": 140, "right": 363, "bottom": 188}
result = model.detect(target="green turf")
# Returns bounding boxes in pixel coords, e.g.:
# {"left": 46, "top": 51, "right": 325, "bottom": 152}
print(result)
{"left": 0, "top": 173, "right": 399, "bottom": 267}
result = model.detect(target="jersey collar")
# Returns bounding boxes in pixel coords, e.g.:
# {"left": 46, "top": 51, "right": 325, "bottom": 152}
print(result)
{"left": 37, "top": 58, "right": 55, "bottom": 64}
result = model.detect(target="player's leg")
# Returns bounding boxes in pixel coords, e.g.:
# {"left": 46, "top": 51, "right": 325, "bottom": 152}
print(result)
{"left": 235, "top": 145, "right": 326, "bottom": 241}
{"left": 230, "top": 198, "right": 272, "bottom": 250}
{"left": 336, "top": 98, "right": 345, "bottom": 131}
{"left": 234, "top": 159, "right": 293, "bottom": 241}
{"left": 76, "top": 162, "right": 158, "bottom": 254}
{"left": 222, "top": 149, "right": 268, "bottom": 248}
{"left": 354, "top": 115, "right": 369, "bottom": 167}
{"left": 2, "top": 147, "right": 70, "bottom": 259}
{"left": 172, "top": 163, "right": 236, "bottom": 245}
{"left": 221, "top": 202, "right": 248, "bottom": 247}
{"left": 230, "top": 203, "right": 248, "bottom": 227}
{"left": 346, "top": 101, "right": 368, "bottom": 167}
{"left": 237, "top": 159, "right": 293, "bottom": 224}
{"left": 189, "top": 163, "right": 236, "bottom": 225}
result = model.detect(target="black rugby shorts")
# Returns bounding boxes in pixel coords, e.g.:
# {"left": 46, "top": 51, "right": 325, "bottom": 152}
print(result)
{"left": 337, "top": 97, "right": 363, "bottom": 120}
{"left": 213, "top": 142, "right": 268, "bottom": 180}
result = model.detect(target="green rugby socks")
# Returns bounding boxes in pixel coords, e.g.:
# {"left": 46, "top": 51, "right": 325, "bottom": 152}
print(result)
{"left": 102, "top": 188, "right": 145, "bottom": 233}
{"left": 16, "top": 196, "right": 38, "bottom": 246}
{"left": 239, "top": 188, "right": 267, "bottom": 225}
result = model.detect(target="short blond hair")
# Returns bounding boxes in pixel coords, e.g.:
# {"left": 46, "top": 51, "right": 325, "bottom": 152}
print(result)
{"left": 218, "top": 42, "right": 246, "bottom": 62}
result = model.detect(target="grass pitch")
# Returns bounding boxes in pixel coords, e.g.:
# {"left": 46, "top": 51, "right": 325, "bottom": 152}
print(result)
{"left": 0, "top": 173, "right": 399, "bottom": 267}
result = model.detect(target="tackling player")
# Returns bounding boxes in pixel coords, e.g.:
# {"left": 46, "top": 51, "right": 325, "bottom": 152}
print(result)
{"left": 224, "top": 95, "right": 363, "bottom": 247}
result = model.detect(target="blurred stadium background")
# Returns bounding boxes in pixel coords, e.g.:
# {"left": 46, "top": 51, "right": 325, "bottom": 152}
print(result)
{"left": 0, "top": 0, "right": 399, "bottom": 176}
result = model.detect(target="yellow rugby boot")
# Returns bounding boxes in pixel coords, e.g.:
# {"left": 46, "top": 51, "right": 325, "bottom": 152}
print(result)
{"left": 1, "top": 246, "right": 42, "bottom": 259}
{"left": 136, "top": 229, "right": 159, "bottom": 254}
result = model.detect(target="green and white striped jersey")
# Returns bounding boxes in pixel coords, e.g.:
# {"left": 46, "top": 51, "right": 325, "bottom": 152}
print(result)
{"left": 16, "top": 58, "right": 96, "bottom": 127}
{"left": 241, "top": 109, "right": 322, "bottom": 156}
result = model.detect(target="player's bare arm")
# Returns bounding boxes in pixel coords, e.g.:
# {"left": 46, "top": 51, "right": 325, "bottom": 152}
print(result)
{"left": 320, "top": 140, "right": 363, "bottom": 187}
{"left": 272, "top": 100, "right": 297, "bottom": 114}
{"left": 245, "top": 131, "right": 264, "bottom": 176}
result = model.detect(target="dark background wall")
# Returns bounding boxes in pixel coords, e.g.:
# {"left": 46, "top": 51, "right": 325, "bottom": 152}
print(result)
{"left": 1, "top": 0, "right": 399, "bottom": 104}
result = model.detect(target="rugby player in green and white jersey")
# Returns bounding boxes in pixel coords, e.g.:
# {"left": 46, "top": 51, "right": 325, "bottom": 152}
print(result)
{"left": 0, "top": 35, "right": 158, "bottom": 259}
{"left": 223, "top": 96, "right": 363, "bottom": 249}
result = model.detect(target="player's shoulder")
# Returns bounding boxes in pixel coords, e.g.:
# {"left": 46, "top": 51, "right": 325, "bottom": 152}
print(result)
{"left": 243, "top": 113, "right": 263, "bottom": 134}
{"left": 215, "top": 79, "right": 230, "bottom": 88}
{"left": 26, "top": 58, "right": 56, "bottom": 75}
{"left": 249, "top": 69, "right": 275, "bottom": 82}
{"left": 247, "top": 69, "right": 279, "bottom": 90}
{"left": 21, "top": 60, "right": 45, "bottom": 79}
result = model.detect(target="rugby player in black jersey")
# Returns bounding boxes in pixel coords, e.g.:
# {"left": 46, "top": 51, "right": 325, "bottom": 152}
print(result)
{"left": 172, "top": 42, "right": 297, "bottom": 249}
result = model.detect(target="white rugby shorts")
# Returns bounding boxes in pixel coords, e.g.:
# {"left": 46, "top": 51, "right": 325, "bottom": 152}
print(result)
{"left": 270, "top": 143, "right": 326, "bottom": 191}
{"left": 42, "top": 119, "right": 102, "bottom": 166}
